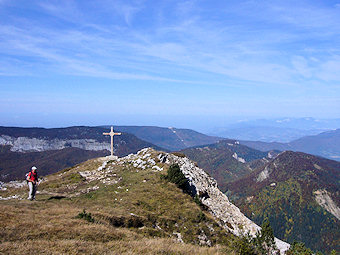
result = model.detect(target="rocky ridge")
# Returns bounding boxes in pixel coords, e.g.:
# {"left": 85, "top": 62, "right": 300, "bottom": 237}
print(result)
{"left": 81, "top": 148, "right": 290, "bottom": 253}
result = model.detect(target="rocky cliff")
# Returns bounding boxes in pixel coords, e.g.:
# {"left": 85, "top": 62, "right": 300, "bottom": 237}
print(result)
{"left": 0, "top": 135, "right": 110, "bottom": 152}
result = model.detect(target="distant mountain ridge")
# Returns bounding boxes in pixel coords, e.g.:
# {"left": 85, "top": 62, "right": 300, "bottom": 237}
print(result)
{"left": 227, "top": 151, "right": 340, "bottom": 253}
{"left": 212, "top": 126, "right": 326, "bottom": 143}
{"left": 0, "top": 125, "right": 221, "bottom": 152}
{"left": 0, "top": 126, "right": 164, "bottom": 153}
{"left": 209, "top": 117, "right": 340, "bottom": 142}
{"left": 241, "top": 128, "right": 340, "bottom": 161}
{"left": 110, "top": 125, "right": 222, "bottom": 151}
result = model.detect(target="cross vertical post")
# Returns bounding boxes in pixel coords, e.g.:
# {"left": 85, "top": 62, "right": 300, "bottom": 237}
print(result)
{"left": 103, "top": 126, "right": 122, "bottom": 157}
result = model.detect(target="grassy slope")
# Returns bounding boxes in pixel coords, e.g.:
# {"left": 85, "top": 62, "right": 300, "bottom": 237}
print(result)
{"left": 0, "top": 153, "right": 238, "bottom": 254}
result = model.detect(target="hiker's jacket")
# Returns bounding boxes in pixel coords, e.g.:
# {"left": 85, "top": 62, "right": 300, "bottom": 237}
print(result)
{"left": 27, "top": 171, "right": 38, "bottom": 182}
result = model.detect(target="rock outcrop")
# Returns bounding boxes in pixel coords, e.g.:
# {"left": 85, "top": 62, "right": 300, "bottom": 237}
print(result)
{"left": 0, "top": 135, "right": 110, "bottom": 152}
{"left": 314, "top": 189, "right": 340, "bottom": 220}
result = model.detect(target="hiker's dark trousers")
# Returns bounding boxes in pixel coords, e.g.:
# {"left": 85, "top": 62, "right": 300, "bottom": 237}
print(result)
{"left": 28, "top": 182, "right": 37, "bottom": 200}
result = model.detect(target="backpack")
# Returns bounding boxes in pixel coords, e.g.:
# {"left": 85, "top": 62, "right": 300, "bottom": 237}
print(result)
{"left": 25, "top": 171, "right": 31, "bottom": 183}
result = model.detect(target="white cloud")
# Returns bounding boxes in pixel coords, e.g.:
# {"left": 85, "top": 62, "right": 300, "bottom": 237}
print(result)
{"left": 0, "top": 0, "right": 339, "bottom": 87}
{"left": 317, "top": 56, "right": 340, "bottom": 82}
{"left": 291, "top": 56, "right": 313, "bottom": 78}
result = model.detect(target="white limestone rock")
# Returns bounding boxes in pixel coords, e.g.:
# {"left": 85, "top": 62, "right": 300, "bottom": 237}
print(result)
{"left": 232, "top": 152, "right": 246, "bottom": 163}
{"left": 0, "top": 135, "right": 110, "bottom": 152}
{"left": 257, "top": 166, "right": 270, "bottom": 182}
{"left": 314, "top": 189, "right": 340, "bottom": 220}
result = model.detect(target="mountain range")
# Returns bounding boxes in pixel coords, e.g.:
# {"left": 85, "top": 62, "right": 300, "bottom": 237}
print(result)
{"left": 213, "top": 126, "right": 325, "bottom": 143}
{"left": 209, "top": 117, "right": 340, "bottom": 143}
{"left": 109, "top": 126, "right": 221, "bottom": 151}
{"left": 241, "top": 128, "right": 340, "bottom": 161}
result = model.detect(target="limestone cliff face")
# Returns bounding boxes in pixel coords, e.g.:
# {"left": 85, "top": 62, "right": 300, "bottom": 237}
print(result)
{"left": 314, "top": 189, "right": 340, "bottom": 220}
{"left": 0, "top": 135, "right": 110, "bottom": 152}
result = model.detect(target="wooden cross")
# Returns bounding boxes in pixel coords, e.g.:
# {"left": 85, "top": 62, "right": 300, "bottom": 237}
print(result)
{"left": 103, "top": 126, "right": 121, "bottom": 157}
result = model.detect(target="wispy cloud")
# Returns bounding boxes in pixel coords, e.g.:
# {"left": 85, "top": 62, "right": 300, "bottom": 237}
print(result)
{"left": 0, "top": 0, "right": 339, "bottom": 87}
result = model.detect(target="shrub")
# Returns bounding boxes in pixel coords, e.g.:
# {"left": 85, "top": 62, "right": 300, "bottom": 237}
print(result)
{"left": 233, "top": 219, "right": 279, "bottom": 255}
{"left": 108, "top": 215, "right": 144, "bottom": 228}
{"left": 252, "top": 218, "right": 278, "bottom": 254}
{"left": 194, "top": 195, "right": 202, "bottom": 206}
{"left": 197, "top": 211, "right": 206, "bottom": 222}
{"left": 77, "top": 209, "right": 95, "bottom": 223}
{"left": 286, "top": 241, "right": 314, "bottom": 255}
{"left": 234, "top": 234, "right": 257, "bottom": 255}
{"left": 166, "top": 164, "right": 189, "bottom": 191}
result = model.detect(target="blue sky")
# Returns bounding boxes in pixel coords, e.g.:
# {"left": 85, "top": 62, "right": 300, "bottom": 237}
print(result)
{"left": 0, "top": 0, "right": 339, "bottom": 130}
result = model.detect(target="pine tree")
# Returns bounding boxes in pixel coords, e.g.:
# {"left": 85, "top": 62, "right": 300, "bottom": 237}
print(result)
{"left": 252, "top": 218, "right": 278, "bottom": 254}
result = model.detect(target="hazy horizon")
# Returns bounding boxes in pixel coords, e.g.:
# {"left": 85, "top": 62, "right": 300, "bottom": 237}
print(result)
{"left": 1, "top": 115, "right": 339, "bottom": 134}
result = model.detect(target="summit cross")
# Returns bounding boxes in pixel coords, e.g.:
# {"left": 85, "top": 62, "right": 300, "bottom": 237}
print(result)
{"left": 103, "top": 126, "right": 121, "bottom": 157}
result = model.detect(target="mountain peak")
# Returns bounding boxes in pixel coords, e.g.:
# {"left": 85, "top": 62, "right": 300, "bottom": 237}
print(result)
{"left": 1, "top": 147, "right": 289, "bottom": 254}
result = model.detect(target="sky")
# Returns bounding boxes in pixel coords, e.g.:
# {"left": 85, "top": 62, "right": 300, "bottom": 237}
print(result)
{"left": 0, "top": 0, "right": 340, "bottom": 130}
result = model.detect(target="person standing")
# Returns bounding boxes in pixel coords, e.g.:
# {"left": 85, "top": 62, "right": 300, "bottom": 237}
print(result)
{"left": 27, "top": 166, "right": 39, "bottom": 200}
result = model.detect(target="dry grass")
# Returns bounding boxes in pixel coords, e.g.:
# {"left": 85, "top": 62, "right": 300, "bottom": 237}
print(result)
{"left": 0, "top": 200, "right": 233, "bottom": 254}
{"left": 1, "top": 238, "right": 230, "bottom": 255}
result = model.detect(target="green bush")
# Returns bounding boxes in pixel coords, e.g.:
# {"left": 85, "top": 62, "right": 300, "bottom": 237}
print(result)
{"left": 77, "top": 209, "right": 95, "bottom": 223}
{"left": 166, "top": 164, "right": 189, "bottom": 191}
{"left": 194, "top": 194, "right": 202, "bottom": 206}
{"left": 286, "top": 242, "right": 314, "bottom": 255}
{"left": 252, "top": 218, "right": 277, "bottom": 254}
{"left": 234, "top": 219, "right": 279, "bottom": 255}
{"left": 234, "top": 234, "right": 257, "bottom": 255}
{"left": 197, "top": 211, "right": 206, "bottom": 222}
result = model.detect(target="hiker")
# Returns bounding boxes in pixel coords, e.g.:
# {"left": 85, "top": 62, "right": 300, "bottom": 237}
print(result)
{"left": 27, "top": 166, "right": 39, "bottom": 200}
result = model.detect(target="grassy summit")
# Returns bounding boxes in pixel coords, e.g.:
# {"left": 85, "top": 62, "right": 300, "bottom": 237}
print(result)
{"left": 0, "top": 149, "right": 240, "bottom": 254}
